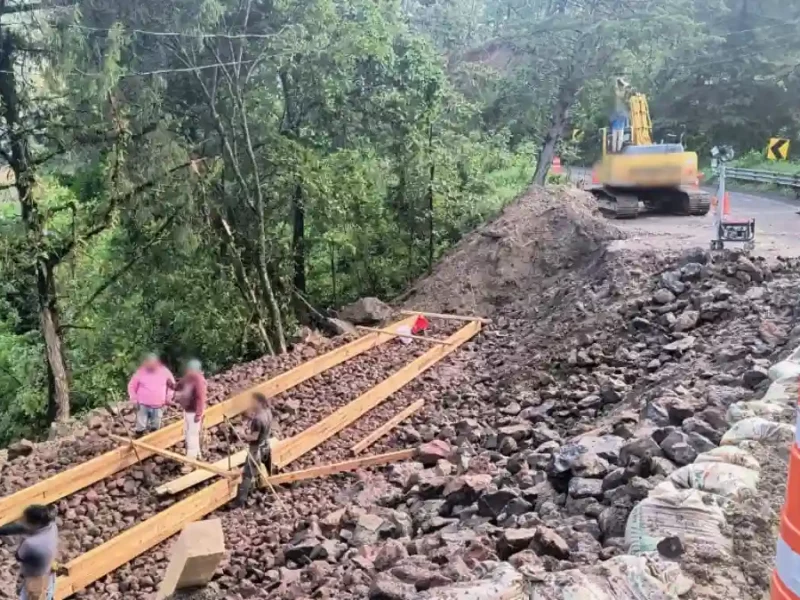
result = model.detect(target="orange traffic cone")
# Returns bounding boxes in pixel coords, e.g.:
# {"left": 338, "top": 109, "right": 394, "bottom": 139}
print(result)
{"left": 723, "top": 192, "right": 730, "bottom": 215}
{"left": 591, "top": 169, "right": 599, "bottom": 184}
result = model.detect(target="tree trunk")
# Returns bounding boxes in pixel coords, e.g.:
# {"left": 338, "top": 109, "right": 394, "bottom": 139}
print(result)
{"left": 427, "top": 122, "right": 435, "bottom": 273}
{"left": 533, "top": 94, "right": 572, "bottom": 185}
{"left": 0, "top": 25, "right": 71, "bottom": 422}
{"left": 292, "top": 183, "right": 307, "bottom": 322}
{"left": 213, "top": 209, "right": 275, "bottom": 355}
{"left": 38, "top": 263, "right": 70, "bottom": 421}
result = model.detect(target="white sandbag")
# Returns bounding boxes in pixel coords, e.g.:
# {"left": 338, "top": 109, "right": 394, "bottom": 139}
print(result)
{"left": 421, "top": 563, "right": 526, "bottom": 599}
{"left": 761, "top": 376, "right": 799, "bottom": 407}
{"left": 695, "top": 446, "right": 761, "bottom": 471}
{"left": 769, "top": 345, "right": 800, "bottom": 381}
{"left": 668, "top": 462, "right": 759, "bottom": 499}
{"left": 528, "top": 553, "right": 690, "bottom": 600}
{"left": 720, "top": 417, "right": 794, "bottom": 446}
{"left": 625, "top": 489, "right": 730, "bottom": 556}
{"left": 726, "top": 400, "right": 793, "bottom": 424}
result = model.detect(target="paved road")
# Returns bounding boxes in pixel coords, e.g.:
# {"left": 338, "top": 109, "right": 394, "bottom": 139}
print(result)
{"left": 567, "top": 167, "right": 800, "bottom": 258}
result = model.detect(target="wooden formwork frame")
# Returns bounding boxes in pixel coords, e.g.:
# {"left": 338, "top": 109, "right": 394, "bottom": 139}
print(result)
{"left": 0, "top": 316, "right": 417, "bottom": 527}
{"left": 52, "top": 317, "right": 481, "bottom": 598}
{"left": 155, "top": 320, "right": 481, "bottom": 496}
{"left": 54, "top": 449, "right": 416, "bottom": 599}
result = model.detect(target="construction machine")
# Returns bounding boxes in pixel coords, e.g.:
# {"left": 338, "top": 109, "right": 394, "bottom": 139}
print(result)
{"left": 587, "top": 80, "right": 711, "bottom": 219}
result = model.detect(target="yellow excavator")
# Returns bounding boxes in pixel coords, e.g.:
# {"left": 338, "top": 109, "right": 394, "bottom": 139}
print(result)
{"left": 588, "top": 79, "right": 710, "bottom": 219}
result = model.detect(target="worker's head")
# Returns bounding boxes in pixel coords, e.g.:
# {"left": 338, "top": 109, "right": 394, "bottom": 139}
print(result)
{"left": 22, "top": 505, "right": 53, "bottom": 531}
{"left": 186, "top": 359, "right": 202, "bottom": 374}
{"left": 250, "top": 392, "right": 270, "bottom": 413}
{"left": 142, "top": 353, "right": 160, "bottom": 372}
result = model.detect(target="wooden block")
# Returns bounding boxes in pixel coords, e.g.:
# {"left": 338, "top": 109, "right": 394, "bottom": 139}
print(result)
{"left": 156, "top": 519, "right": 226, "bottom": 600}
{"left": 0, "top": 316, "right": 416, "bottom": 527}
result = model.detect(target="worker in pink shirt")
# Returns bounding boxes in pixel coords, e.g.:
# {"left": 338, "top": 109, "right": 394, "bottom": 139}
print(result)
{"left": 127, "top": 353, "right": 175, "bottom": 435}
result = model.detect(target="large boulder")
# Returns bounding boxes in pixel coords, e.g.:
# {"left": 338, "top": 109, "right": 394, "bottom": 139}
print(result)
{"left": 339, "top": 297, "right": 393, "bottom": 325}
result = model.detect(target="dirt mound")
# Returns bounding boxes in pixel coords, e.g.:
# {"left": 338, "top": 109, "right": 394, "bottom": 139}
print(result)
{"left": 400, "top": 186, "right": 624, "bottom": 316}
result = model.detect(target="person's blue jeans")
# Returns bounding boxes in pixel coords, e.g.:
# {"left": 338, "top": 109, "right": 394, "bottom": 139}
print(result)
{"left": 135, "top": 405, "right": 163, "bottom": 433}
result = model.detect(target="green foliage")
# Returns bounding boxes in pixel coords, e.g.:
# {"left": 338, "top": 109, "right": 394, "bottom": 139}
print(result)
{"left": 4, "top": 0, "right": 792, "bottom": 444}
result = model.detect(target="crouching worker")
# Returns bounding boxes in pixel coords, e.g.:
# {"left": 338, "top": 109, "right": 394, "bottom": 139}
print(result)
{"left": 235, "top": 392, "right": 273, "bottom": 507}
{"left": 0, "top": 504, "right": 58, "bottom": 600}
{"left": 172, "top": 359, "right": 208, "bottom": 473}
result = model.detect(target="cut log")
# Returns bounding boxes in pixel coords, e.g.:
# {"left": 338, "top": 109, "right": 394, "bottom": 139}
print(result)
{"left": 351, "top": 400, "right": 425, "bottom": 454}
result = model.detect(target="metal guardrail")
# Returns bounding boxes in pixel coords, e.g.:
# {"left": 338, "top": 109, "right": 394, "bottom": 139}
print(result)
{"left": 726, "top": 167, "right": 800, "bottom": 189}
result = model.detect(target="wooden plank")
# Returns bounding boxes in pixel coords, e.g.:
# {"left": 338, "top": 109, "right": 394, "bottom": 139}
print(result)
{"left": 273, "top": 320, "right": 482, "bottom": 468}
{"left": 351, "top": 400, "right": 425, "bottom": 454}
{"left": 0, "top": 316, "right": 417, "bottom": 527}
{"left": 108, "top": 435, "right": 239, "bottom": 478}
{"left": 155, "top": 438, "right": 286, "bottom": 496}
{"left": 356, "top": 326, "right": 452, "bottom": 346}
{"left": 264, "top": 449, "right": 415, "bottom": 486}
{"left": 53, "top": 479, "right": 238, "bottom": 599}
{"left": 399, "top": 309, "right": 491, "bottom": 324}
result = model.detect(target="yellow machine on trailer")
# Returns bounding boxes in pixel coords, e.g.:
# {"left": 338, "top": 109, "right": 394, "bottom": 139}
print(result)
{"left": 588, "top": 81, "right": 711, "bottom": 219}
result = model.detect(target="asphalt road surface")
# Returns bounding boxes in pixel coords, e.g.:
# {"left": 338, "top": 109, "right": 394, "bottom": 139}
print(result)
{"left": 567, "top": 167, "right": 800, "bottom": 258}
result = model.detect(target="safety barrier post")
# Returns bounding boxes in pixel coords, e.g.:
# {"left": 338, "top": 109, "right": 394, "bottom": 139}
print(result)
{"left": 770, "top": 380, "right": 800, "bottom": 599}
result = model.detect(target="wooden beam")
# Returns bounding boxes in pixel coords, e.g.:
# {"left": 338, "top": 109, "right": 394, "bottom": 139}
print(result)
{"left": 0, "top": 316, "right": 417, "bottom": 527}
{"left": 351, "top": 400, "right": 425, "bottom": 454}
{"left": 156, "top": 450, "right": 249, "bottom": 496}
{"left": 274, "top": 320, "right": 481, "bottom": 468}
{"left": 53, "top": 479, "right": 238, "bottom": 599}
{"left": 399, "top": 309, "right": 491, "bottom": 324}
{"left": 356, "top": 326, "right": 452, "bottom": 346}
{"left": 264, "top": 449, "right": 415, "bottom": 486}
{"left": 107, "top": 435, "right": 240, "bottom": 479}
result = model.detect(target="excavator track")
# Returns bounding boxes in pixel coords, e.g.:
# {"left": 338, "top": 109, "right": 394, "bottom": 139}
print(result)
{"left": 589, "top": 186, "right": 711, "bottom": 219}
{"left": 589, "top": 187, "right": 640, "bottom": 219}
{"left": 682, "top": 187, "right": 711, "bottom": 216}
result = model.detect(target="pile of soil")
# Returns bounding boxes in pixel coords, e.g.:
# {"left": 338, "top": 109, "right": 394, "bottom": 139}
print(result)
{"left": 400, "top": 186, "right": 624, "bottom": 316}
